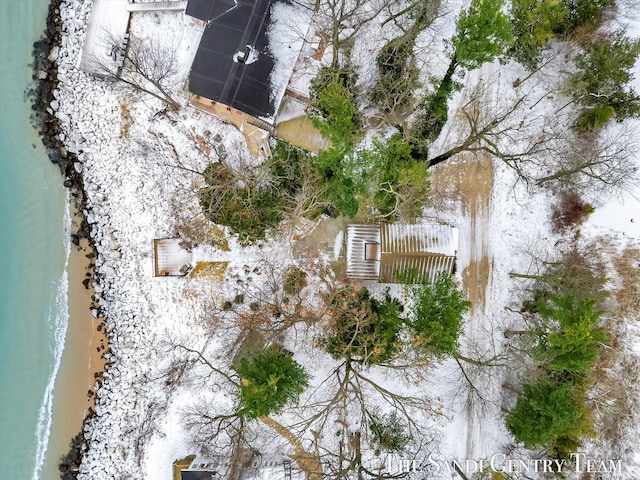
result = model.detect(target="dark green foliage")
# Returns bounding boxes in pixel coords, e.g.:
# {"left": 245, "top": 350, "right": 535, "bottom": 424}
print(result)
{"left": 406, "top": 271, "right": 471, "bottom": 357}
{"left": 323, "top": 287, "right": 405, "bottom": 365}
{"left": 534, "top": 294, "right": 607, "bottom": 373}
{"left": 371, "top": 34, "right": 420, "bottom": 113}
{"left": 417, "top": 0, "right": 511, "bottom": 140}
{"left": 358, "top": 135, "right": 430, "bottom": 219}
{"left": 570, "top": 31, "right": 640, "bottom": 120}
{"left": 307, "top": 68, "right": 365, "bottom": 217}
{"left": 369, "top": 411, "right": 410, "bottom": 453}
{"left": 313, "top": 148, "right": 360, "bottom": 217}
{"left": 559, "top": 0, "right": 615, "bottom": 36}
{"left": 199, "top": 163, "right": 285, "bottom": 244}
{"left": 506, "top": 380, "right": 590, "bottom": 448}
{"left": 573, "top": 105, "right": 615, "bottom": 132}
{"left": 201, "top": 186, "right": 285, "bottom": 245}
{"left": 309, "top": 67, "right": 362, "bottom": 146}
{"left": 283, "top": 265, "right": 307, "bottom": 296}
{"left": 233, "top": 347, "right": 310, "bottom": 419}
{"left": 416, "top": 76, "right": 458, "bottom": 141}
{"left": 509, "top": 0, "right": 615, "bottom": 69}
{"left": 268, "top": 140, "right": 307, "bottom": 196}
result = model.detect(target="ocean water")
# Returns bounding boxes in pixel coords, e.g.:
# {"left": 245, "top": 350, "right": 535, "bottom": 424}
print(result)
{"left": 0, "top": 1, "right": 70, "bottom": 479}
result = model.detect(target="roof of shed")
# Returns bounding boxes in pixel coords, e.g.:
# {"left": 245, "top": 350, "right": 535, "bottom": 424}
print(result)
{"left": 346, "top": 224, "right": 459, "bottom": 284}
{"left": 187, "top": 0, "right": 276, "bottom": 119}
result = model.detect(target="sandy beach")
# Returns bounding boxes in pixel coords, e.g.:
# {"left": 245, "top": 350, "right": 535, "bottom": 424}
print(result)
{"left": 41, "top": 203, "right": 107, "bottom": 480}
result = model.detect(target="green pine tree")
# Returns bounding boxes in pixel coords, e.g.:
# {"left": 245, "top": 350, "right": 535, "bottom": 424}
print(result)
{"left": 233, "top": 347, "right": 310, "bottom": 419}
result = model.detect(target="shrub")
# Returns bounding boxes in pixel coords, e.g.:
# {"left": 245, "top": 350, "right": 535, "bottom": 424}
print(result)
{"left": 359, "top": 135, "right": 430, "bottom": 219}
{"left": 283, "top": 266, "right": 307, "bottom": 295}
{"left": 506, "top": 380, "right": 590, "bottom": 450}
{"left": 573, "top": 105, "right": 615, "bottom": 132}
{"left": 559, "top": 0, "right": 615, "bottom": 37}
{"left": 551, "top": 191, "right": 595, "bottom": 231}
{"left": 313, "top": 148, "right": 360, "bottom": 217}
{"left": 570, "top": 31, "right": 640, "bottom": 120}
{"left": 509, "top": 0, "right": 569, "bottom": 69}
{"left": 369, "top": 411, "right": 410, "bottom": 453}
{"left": 233, "top": 347, "right": 310, "bottom": 419}
{"left": 202, "top": 187, "right": 285, "bottom": 245}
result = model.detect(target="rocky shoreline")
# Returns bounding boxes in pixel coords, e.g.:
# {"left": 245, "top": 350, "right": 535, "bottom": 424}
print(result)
{"left": 31, "top": 0, "right": 105, "bottom": 476}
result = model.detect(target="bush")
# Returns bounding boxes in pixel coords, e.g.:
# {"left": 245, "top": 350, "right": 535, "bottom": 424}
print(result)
{"left": 313, "top": 148, "right": 360, "bottom": 217}
{"left": 416, "top": 76, "right": 459, "bottom": 141}
{"left": 233, "top": 347, "right": 310, "bottom": 419}
{"left": 573, "top": 105, "right": 615, "bottom": 132}
{"left": 506, "top": 380, "right": 590, "bottom": 450}
{"left": 359, "top": 135, "right": 430, "bottom": 219}
{"left": 509, "top": 0, "right": 569, "bottom": 69}
{"left": 559, "top": 0, "right": 615, "bottom": 37}
{"left": 369, "top": 411, "right": 410, "bottom": 453}
{"left": 201, "top": 187, "right": 285, "bottom": 245}
{"left": 533, "top": 294, "right": 607, "bottom": 373}
{"left": 283, "top": 266, "right": 307, "bottom": 295}
{"left": 570, "top": 31, "right": 640, "bottom": 120}
{"left": 551, "top": 191, "right": 595, "bottom": 231}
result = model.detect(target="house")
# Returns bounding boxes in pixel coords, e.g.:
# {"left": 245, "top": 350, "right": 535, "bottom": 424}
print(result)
{"left": 186, "top": 0, "right": 280, "bottom": 123}
{"left": 153, "top": 238, "right": 193, "bottom": 277}
{"left": 177, "top": 453, "right": 301, "bottom": 480}
{"left": 345, "top": 223, "right": 459, "bottom": 283}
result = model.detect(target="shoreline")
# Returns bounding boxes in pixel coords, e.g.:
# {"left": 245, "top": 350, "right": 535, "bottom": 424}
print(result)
{"left": 31, "top": 0, "right": 110, "bottom": 477}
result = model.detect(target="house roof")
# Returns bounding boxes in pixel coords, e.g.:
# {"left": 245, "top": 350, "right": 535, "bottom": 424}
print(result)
{"left": 346, "top": 223, "right": 458, "bottom": 283}
{"left": 187, "top": 0, "right": 277, "bottom": 119}
{"left": 181, "top": 470, "right": 223, "bottom": 480}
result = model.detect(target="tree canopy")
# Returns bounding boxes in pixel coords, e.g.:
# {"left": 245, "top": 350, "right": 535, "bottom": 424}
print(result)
{"left": 452, "top": 0, "right": 512, "bottom": 69}
{"left": 233, "top": 347, "right": 310, "bottom": 419}
{"left": 405, "top": 271, "right": 471, "bottom": 358}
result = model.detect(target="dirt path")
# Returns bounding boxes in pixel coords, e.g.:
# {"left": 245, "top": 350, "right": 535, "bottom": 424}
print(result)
{"left": 260, "top": 416, "right": 324, "bottom": 480}
{"left": 430, "top": 151, "right": 494, "bottom": 314}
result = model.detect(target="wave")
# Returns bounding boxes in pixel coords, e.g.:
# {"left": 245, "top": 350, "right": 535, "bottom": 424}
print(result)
{"left": 31, "top": 194, "right": 72, "bottom": 480}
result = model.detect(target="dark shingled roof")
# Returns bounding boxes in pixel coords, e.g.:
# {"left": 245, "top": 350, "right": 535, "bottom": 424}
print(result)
{"left": 181, "top": 470, "right": 222, "bottom": 480}
{"left": 187, "top": 0, "right": 277, "bottom": 118}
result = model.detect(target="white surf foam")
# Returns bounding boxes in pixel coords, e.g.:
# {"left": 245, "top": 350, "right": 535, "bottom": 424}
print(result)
{"left": 31, "top": 194, "right": 72, "bottom": 480}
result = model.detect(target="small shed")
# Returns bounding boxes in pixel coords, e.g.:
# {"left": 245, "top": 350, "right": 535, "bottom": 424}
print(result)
{"left": 153, "top": 239, "right": 193, "bottom": 277}
{"left": 346, "top": 223, "right": 458, "bottom": 283}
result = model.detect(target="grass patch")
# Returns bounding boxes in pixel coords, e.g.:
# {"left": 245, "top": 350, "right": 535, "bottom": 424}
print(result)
{"left": 190, "top": 262, "right": 229, "bottom": 282}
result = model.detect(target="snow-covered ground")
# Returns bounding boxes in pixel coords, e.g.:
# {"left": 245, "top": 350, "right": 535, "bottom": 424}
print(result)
{"left": 51, "top": 0, "right": 639, "bottom": 479}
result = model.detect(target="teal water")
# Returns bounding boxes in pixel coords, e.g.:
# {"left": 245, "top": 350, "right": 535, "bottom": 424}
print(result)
{"left": 0, "top": 1, "right": 70, "bottom": 479}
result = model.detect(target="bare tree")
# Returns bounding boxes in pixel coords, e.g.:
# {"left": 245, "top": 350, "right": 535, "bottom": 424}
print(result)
{"left": 314, "top": 0, "right": 440, "bottom": 68}
{"left": 428, "top": 83, "right": 558, "bottom": 181}
{"left": 91, "top": 32, "right": 181, "bottom": 110}
{"left": 534, "top": 125, "right": 639, "bottom": 196}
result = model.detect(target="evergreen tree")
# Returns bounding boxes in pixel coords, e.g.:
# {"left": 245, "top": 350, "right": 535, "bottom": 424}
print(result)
{"left": 406, "top": 272, "right": 471, "bottom": 358}
{"left": 506, "top": 380, "right": 588, "bottom": 448}
{"left": 534, "top": 294, "right": 607, "bottom": 373}
{"left": 233, "top": 347, "right": 310, "bottom": 419}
